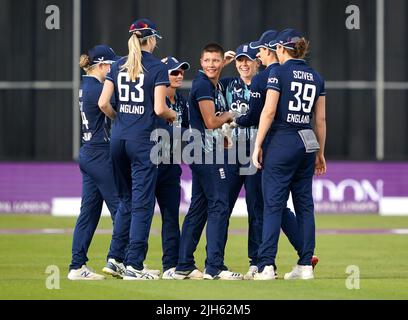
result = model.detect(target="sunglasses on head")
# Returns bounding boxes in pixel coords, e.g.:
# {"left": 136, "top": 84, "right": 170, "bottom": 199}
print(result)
{"left": 170, "top": 70, "right": 184, "bottom": 76}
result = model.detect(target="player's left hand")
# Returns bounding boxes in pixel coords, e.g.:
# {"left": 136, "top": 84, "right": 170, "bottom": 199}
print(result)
{"left": 167, "top": 109, "right": 177, "bottom": 123}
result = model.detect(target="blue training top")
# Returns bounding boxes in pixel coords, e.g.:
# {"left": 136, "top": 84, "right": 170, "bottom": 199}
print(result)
{"left": 220, "top": 77, "right": 256, "bottom": 141}
{"left": 106, "top": 51, "right": 170, "bottom": 141}
{"left": 188, "top": 70, "right": 227, "bottom": 154}
{"left": 156, "top": 91, "right": 189, "bottom": 162}
{"left": 266, "top": 59, "right": 325, "bottom": 131}
{"left": 235, "top": 63, "right": 280, "bottom": 127}
{"left": 79, "top": 75, "right": 115, "bottom": 148}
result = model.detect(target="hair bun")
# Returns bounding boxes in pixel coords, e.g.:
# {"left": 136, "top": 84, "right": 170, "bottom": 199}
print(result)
{"left": 79, "top": 54, "right": 90, "bottom": 71}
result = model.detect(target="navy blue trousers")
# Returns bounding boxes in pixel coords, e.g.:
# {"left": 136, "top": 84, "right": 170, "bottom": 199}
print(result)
{"left": 156, "top": 164, "right": 182, "bottom": 271}
{"left": 176, "top": 163, "right": 230, "bottom": 276}
{"left": 227, "top": 151, "right": 302, "bottom": 268}
{"left": 107, "top": 139, "right": 157, "bottom": 270}
{"left": 226, "top": 162, "right": 263, "bottom": 266}
{"left": 69, "top": 146, "right": 119, "bottom": 270}
{"left": 258, "top": 131, "right": 316, "bottom": 271}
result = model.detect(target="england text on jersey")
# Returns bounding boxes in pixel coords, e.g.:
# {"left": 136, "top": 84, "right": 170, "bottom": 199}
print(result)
{"left": 287, "top": 113, "right": 310, "bottom": 124}
{"left": 119, "top": 104, "right": 145, "bottom": 115}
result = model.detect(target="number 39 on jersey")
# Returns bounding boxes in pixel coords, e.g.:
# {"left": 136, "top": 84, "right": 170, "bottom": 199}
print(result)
{"left": 287, "top": 81, "right": 316, "bottom": 124}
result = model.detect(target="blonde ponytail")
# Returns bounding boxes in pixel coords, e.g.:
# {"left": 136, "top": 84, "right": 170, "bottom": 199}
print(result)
{"left": 121, "top": 33, "right": 144, "bottom": 81}
{"left": 79, "top": 54, "right": 91, "bottom": 73}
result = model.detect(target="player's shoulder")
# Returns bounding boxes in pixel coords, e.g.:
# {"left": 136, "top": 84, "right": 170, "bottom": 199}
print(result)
{"left": 82, "top": 76, "right": 103, "bottom": 89}
{"left": 81, "top": 77, "right": 103, "bottom": 101}
{"left": 251, "top": 71, "right": 265, "bottom": 85}
{"left": 112, "top": 56, "right": 127, "bottom": 71}
{"left": 220, "top": 76, "right": 237, "bottom": 90}
{"left": 312, "top": 69, "right": 325, "bottom": 83}
{"left": 143, "top": 52, "right": 166, "bottom": 70}
{"left": 192, "top": 71, "right": 212, "bottom": 89}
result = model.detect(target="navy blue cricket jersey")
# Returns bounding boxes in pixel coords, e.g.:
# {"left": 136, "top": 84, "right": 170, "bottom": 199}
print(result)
{"left": 106, "top": 51, "right": 170, "bottom": 141}
{"left": 79, "top": 75, "right": 115, "bottom": 147}
{"left": 235, "top": 63, "right": 280, "bottom": 127}
{"left": 188, "top": 71, "right": 227, "bottom": 154}
{"left": 266, "top": 59, "right": 325, "bottom": 131}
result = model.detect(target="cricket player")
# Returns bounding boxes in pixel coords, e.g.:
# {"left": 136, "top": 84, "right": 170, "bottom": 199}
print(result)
{"left": 173, "top": 43, "right": 243, "bottom": 280}
{"left": 156, "top": 56, "right": 190, "bottom": 279}
{"left": 98, "top": 18, "right": 176, "bottom": 280}
{"left": 219, "top": 44, "right": 263, "bottom": 280}
{"left": 236, "top": 30, "right": 319, "bottom": 277}
{"left": 68, "top": 45, "right": 120, "bottom": 280}
{"left": 253, "top": 29, "right": 326, "bottom": 280}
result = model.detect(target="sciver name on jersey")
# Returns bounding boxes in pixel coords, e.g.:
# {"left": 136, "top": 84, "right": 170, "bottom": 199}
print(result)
{"left": 79, "top": 75, "right": 116, "bottom": 147}
{"left": 106, "top": 52, "right": 170, "bottom": 141}
{"left": 266, "top": 59, "right": 325, "bottom": 131}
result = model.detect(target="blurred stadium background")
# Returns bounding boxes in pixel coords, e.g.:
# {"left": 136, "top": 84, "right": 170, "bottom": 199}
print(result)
{"left": 0, "top": 0, "right": 408, "bottom": 300}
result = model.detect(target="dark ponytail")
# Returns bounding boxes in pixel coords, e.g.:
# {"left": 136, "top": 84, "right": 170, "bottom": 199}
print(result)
{"left": 290, "top": 38, "right": 310, "bottom": 59}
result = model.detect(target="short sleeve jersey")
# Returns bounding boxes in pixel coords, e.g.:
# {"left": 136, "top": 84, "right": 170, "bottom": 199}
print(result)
{"left": 79, "top": 75, "right": 113, "bottom": 147}
{"left": 188, "top": 71, "right": 227, "bottom": 153}
{"left": 266, "top": 59, "right": 325, "bottom": 131}
{"left": 106, "top": 51, "right": 170, "bottom": 141}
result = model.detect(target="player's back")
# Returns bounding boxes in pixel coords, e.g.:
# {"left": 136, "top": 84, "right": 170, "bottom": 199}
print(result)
{"left": 108, "top": 52, "right": 169, "bottom": 141}
{"left": 80, "top": 76, "right": 110, "bottom": 147}
{"left": 268, "top": 59, "right": 325, "bottom": 132}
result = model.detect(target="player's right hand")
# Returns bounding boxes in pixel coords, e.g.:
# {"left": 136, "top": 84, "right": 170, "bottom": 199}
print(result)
{"left": 252, "top": 145, "right": 263, "bottom": 170}
{"left": 223, "top": 51, "right": 236, "bottom": 66}
{"left": 315, "top": 153, "right": 326, "bottom": 176}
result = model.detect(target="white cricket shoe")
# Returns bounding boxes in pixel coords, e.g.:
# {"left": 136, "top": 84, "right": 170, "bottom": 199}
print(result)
{"left": 68, "top": 265, "right": 105, "bottom": 281}
{"left": 203, "top": 270, "right": 243, "bottom": 280}
{"left": 253, "top": 265, "right": 277, "bottom": 280}
{"left": 123, "top": 266, "right": 159, "bottom": 280}
{"left": 143, "top": 264, "right": 161, "bottom": 277}
{"left": 173, "top": 269, "right": 203, "bottom": 280}
{"left": 102, "top": 259, "right": 126, "bottom": 278}
{"left": 162, "top": 267, "right": 176, "bottom": 280}
{"left": 284, "top": 265, "right": 314, "bottom": 280}
{"left": 244, "top": 265, "right": 258, "bottom": 280}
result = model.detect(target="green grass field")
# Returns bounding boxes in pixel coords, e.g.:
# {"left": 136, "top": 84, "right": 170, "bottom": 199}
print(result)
{"left": 1, "top": 214, "right": 408, "bottom": 300}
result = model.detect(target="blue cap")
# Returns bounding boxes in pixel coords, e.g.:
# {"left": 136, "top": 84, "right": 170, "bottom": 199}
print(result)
{"left": 269, "top": 28, "right": 303, "bottom": 50}
{"left": 129, "top": 18, "right": 162, "bottom": 39}
{"left": 88, "top": 45, "right": 119, "bottom": 65}
{"left": 162, "top": 56, "right": 190, "bottom": 73}
{"left": 235, "top": 43, "right": 258, "bottom": 60}
{"left": 249, "top": 30, "right": 279, "bottom": 49}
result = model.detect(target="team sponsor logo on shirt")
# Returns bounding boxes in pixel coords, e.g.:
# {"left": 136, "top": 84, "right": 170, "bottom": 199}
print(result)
{"left": 230, "top": 100, "right": 249, "bottom": 115}
{"left": 268, "top": 77, "right": 279, "bottom": 84}
{"left": 250, "top": 91, "right": 261, "bottom": 98}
